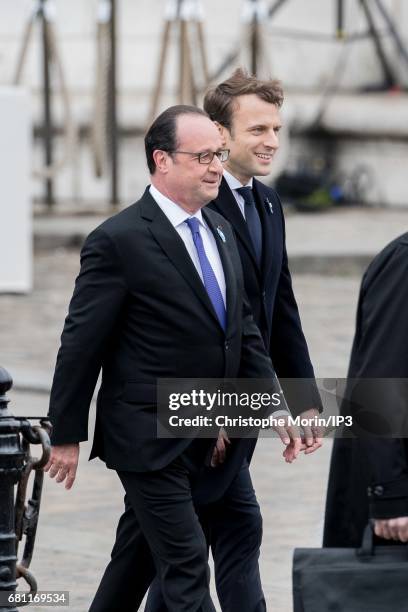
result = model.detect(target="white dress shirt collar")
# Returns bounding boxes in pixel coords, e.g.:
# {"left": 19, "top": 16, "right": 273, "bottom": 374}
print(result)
{"left": 149, "top": 184, "right": 205, "bottom": 228}
{"left": 222, "top": 170, "right": 254, "bottom": 219}
{"left": 149, "top": 184, "right": 226, "bottom": 305}
{"left": 223, "top": 169, "right": 253, "bottom": 190}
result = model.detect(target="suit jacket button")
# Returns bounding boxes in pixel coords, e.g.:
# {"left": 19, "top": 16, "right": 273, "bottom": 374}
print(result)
{"left": 262, "top": 290, "right": 266, "bottom": 301}
{"left": 374, "top": 485, "right": 384, "bottom": 496}
{"left": 224, "top": 342, "right": 229, "bottom": 350}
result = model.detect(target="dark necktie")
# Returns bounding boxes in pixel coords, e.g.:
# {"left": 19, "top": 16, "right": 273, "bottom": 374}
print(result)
{"left": 185, "top": 218, "right": 227, "bottom": 331}
{"left": 236, "top": 186, "right": 263, "bottom": 266}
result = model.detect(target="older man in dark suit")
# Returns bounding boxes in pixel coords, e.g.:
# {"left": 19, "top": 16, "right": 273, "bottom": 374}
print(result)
{"left": 45, "top": 105, "right": 301, "bottom": 612}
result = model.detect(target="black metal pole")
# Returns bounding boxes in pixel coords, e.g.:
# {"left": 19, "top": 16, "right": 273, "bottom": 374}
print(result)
{"left": 40, "top": 0, "right": 54, "bottom": 208}
{"left": 360, "top": 0, "right": 397, "bottom": 89}
{"left": 108, "top": 0, "right": 119, "bottom": 207}
{"left": 250, "top": 0, "right": 260, "bottom": 76}
{"left": 0, "top": 368, "right": 24, "bottom": 612}
{"left": 336, "top": 0, "right": 344, "bottom": 39}
{"left": 374, "top": 0, "right": 408, "bottom": 72}
{"left": 267, "top": 0, "right": 287, "bottom": 19}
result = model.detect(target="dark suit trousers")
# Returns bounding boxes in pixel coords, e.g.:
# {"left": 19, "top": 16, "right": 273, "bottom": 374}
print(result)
{"left": 89, "top": 454, "right": 216, "bottom": 612}
{"left": 90, "top": 461, "right": 265, "bottom": 612}
{"left": 145, "top": 463, "right": 266, "bottom": 612}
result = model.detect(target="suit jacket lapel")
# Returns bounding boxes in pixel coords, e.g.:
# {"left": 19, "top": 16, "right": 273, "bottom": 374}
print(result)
{"left": 253, "top": 179, "right": 275, "bottom": 281}
{"left": 212, "top": 178, "right": 261, "bottom": 276}
{"left": 140, "top": 190, "right": 225, "bottom": 330}
{"left": 202, "top": 209, "right": 237, "bottom": 338}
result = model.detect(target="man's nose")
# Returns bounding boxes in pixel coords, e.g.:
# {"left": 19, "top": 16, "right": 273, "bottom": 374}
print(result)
{"left": 208, "top": 154, "right": 224, "bottom": 174}
{"left": 264, "top": 130, "right": 279, "bottom": 149}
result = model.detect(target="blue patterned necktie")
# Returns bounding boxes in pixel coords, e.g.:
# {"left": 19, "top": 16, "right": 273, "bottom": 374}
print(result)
{"left": 185, "top": 218, "right": 227, "bottom": 331}
{"left": 236, "top": 186, "right": 263, "bottom": 266}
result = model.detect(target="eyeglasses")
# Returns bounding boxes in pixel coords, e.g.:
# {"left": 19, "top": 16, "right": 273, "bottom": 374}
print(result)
{"left": 170, "top": 149, "right": 230, "bottom": 164}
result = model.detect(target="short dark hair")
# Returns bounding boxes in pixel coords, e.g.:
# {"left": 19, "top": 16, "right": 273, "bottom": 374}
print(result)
{"left": 203, "top": 68, "right": 284, "bottom": 133}
{"left": 144, "top": 105, "right": 209, "bottom": 174}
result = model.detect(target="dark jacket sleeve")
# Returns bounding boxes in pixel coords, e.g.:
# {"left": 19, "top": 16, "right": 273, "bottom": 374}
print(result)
{"left": 238, "top": 294, "right": 289, "bottom": 414}
{"left": 350, "top": 240, "right": 408, "bottom": 518}
{"left": 48, "top": 228, "right": 127, "bottom": 445}
{"left": 367, "top": 449, "right": 408, "bottom": 519}
{"left": 270, "top": 196, "right": 322, "bottom": 414}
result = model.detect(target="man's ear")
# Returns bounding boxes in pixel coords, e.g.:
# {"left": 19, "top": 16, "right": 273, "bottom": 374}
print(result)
{"left": 213, "top": 121, "right": 228, "bottom": 147}
{"left": 152, "top": 150, "right": 169, "bottom": 174}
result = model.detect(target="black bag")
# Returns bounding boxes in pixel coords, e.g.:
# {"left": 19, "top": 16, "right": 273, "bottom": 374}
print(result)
{"left": 293, "top": 523, "right": 408, "bottom": 612}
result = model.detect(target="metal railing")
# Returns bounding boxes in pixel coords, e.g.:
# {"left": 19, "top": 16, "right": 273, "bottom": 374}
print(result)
{"left": 0, "top": 367, "right": 51, "bottom": 611}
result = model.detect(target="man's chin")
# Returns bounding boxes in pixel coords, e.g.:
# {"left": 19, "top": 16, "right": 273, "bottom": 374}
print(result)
{"left": 253, "top": 165, "right": 272, "bottom": 177}
{"left": 204, "top": 185, "right": 220, "bottom": 199}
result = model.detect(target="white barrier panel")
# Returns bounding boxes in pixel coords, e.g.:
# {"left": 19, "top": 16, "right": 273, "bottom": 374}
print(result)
{"left": 0, "top": 87, "right": 32, "bottom": 293}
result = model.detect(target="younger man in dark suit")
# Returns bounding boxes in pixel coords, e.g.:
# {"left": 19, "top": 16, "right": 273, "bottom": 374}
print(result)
{"left": 204, "top": 68, "right": 321, "bottom": 435}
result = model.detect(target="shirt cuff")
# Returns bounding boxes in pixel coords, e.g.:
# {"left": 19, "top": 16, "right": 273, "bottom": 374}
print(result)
{"left": 271, "top": 409, "right": 290, "bottom": 418}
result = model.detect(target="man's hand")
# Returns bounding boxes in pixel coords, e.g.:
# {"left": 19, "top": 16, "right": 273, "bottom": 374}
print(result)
{"left": 211, "top": 428, "right": 231, "bottom": 467}
{"left": 273, "top": 416, "right": 302, "bottom": 463}
{"left": 44, "top": 443, "right": 79, "bottom": 490}
{"left": 298, "top": 408, "right": 324, "bottom": 455}
{"left": 374, "top": 517, "right": 408, "bottom": 542}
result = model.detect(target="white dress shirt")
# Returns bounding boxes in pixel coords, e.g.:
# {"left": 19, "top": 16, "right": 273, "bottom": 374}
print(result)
{"left": 149, "top": 184, "right": 226, "bottom": 307}
{"left": 223, "top": 169, "right": 253, "bottom": 220}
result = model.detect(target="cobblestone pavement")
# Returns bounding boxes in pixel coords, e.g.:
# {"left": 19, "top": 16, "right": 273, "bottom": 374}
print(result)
{"left": 1, "top": 248, "right": 361, "bottom": 611}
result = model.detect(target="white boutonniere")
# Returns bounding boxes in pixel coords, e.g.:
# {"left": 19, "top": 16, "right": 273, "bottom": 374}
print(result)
{"left": 265, "top": 197, "right": 274, "bottom": 214}
{"left": 216, "top": 226, "right": 226, "bottom": 242}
